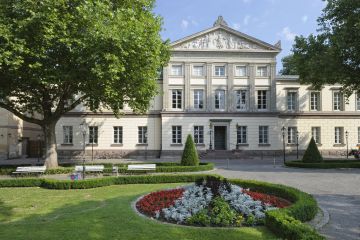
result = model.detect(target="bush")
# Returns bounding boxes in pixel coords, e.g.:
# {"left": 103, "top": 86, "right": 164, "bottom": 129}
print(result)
{"left": 209, "top": 197, "right": 237, "bottom": 226}
{"left": 181, "top": 134, "right": 199, "bottom": 166}
{"left": 302, "top": 137, "right": 323, "bottom": 163}
{"left": 286, "top": 160, "right": 360, "bottom": 169}
{"left": 0, "top": 178, "right": 43, "bottom": 188}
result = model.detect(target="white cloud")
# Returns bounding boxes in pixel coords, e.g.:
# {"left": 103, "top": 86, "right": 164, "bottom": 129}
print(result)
{"left": 301, "top": 15, "right": 308, "bottom": 23}
{"left": 181, "top": 19, "right": 189, "bottom": 30}
{"left": 243, "top": 15, "right": 251, "bottom": 26}
{"left": 279, "top": 27, "right": 297, "bottom": 41}
{"left": 232, "top": 23, "right": 241, "bottom": 30}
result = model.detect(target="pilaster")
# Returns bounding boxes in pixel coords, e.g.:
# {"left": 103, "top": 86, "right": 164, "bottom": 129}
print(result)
{"left": 206, "top": 63, "right": 213, "bottom": 111}
{"left": 249, "top": 64, "right": 256, "bottom": 112}
{"left": 227, "top": 63, "right": 234, "bottom": 111}
{"left": 162, "top": 66, "right": 169, "bottom": 111}
{"left": 184, "top": 63, "right": 191, "bottom": 110}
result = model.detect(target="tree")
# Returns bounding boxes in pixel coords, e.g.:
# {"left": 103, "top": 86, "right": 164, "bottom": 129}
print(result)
{"left": 290, "top": 0, "right": 360, "bottom": 95}
{"left": 279, "top": 54, "right": 298, "bottom": 75}
{"left": 0, "top": 0, "right": 170, "bottom": 168}
{"left": 302, "top": 137, "right": 323, "bottom": 163}
{"left": 181, "top": 135, "right": 199, "bottom": 166}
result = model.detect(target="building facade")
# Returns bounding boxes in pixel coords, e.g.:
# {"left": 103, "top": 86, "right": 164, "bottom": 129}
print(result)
{"left": 1, "top": 16, "right": 360, "bottom": 160}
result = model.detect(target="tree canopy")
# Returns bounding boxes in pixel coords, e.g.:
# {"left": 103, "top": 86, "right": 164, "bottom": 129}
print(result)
{"left": 0, "top": 0, "right": 170, "bottom": 167}
{"left": 279, "top": 54, "right": 298, "bottom": 75}
{"left": 284, "top": 0, "right": 360, "bottom": 95}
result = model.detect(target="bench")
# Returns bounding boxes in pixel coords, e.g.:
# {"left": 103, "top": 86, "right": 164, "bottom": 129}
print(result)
{"left": 75, "top": 165, "right": 104, "bottom": 173}
{"left": 127, "top": 164, "right": 156, "bottom": 173}
{"left": 12, "top": 166, "right": 46, "bottom": 176}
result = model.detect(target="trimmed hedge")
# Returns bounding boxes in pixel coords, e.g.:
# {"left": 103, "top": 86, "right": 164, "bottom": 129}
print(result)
{"left": 302, "top": 137, "right": 323, "bottom": 163}
{"left": 286, "top": 160, "right": 360, "bottom": 169}
{"left": 0, "top": 174, "right": 323, "bottom": 239}
{"left": 181, "top": 134, "right": 199, "bottom": 166}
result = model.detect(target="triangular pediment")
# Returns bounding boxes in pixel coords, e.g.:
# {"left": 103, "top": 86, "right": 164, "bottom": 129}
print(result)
{"left": 171, "top": 25, "right": 280, "bottom": 52}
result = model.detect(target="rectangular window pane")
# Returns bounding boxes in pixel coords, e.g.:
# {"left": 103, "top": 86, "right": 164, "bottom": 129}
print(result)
{"left": 237, "top": 126, "right": 247, "bottom": 144}
{"left": 215, "top": 66, "right": 225, "bottom": 76}
{"left": 172, "top": 90, "right": 182, "bottom": 109}
{"left": 89, "top": 126, "right": 98, "bottom": 144}
{"left": 287, "top": 92, "right": 297, "bottom": 111}
{"left": 333, "top": 92, "right": 343, "bottom": 111}
{"left": 310, "top": 92, "right": 320, "bottom": 111}
{"left": 287, "top": 127, "right": 297, "bottom": 144}
{"left": 259, "top": 126, "right": 269, "bottom": 144}
{"left": 172, "top": 126, "right": 182, "bottom": 144}
{"left": 63, "top": 126, "right": 73, "bottom": 144}
{"left": 235, "top": 66, "right": 246, "bottom": 77}
{"left": 311, "top": 127, "right": 321, "bottom": 144}
{"left": 193, "top": 90, "right": 204, "bottom": 109}
{"left": 193, "top": 66, "right": 204, "bottom": 76}
{"left": 171, "top": 65, "right": 182, "bottom": 76}
{"left": 257, "top": 90, "right": 267, "bottom": 110}
{"left": 194, "top": 126, "right": 204, "bottom": 144}
{"left": 215, "top": 90, "right": 225, "bottom": 109}
{"left": 138, "top": 126, "right": 147, "bottom": 144}
{"left": 256, "top": 66, "right": 267, "bottom": 77}
{"left": 235, "top": 90, "right": 247, "bottom": 110}
{"left": 113, "top": 126, "right": 123, "bottom": 144}
{"left": 334, "top": 127, "right": 343, "bottom": 144}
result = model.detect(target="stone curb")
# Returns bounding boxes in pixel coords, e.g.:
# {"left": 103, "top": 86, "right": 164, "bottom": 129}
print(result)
{"left": 307, "top": 206, "right": 330, "bottom": 230}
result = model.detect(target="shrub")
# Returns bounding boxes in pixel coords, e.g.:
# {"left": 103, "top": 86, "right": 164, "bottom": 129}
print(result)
{"left": 209, "top": 196, "right": 237, "bottom": 226}
{"left": 285, "top": 160, "right": 360, "bottom": 169}
{"left": 302, "top": 137, "right": 323, "bottom": 163}
{"left": 186, "top": 209, "right": 211, "bottom": 226}
{"left": 181, "top": 134, "right": 199, "bottom": 166}
{"left": 0, "top": 178, "right": 43, "bottom": 188}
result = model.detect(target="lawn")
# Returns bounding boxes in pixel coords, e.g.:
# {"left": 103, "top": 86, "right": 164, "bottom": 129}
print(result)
{"left": 0, "top": 184, "right": 276, "bottom": 240}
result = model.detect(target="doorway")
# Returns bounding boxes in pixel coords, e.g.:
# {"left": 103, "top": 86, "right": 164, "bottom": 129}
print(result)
{"left": 214, "top": 126, "right": 226, "bottom": 150}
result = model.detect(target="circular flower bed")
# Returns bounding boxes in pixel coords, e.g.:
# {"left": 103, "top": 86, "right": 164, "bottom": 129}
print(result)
{"left": 135, "top": 176, "right": 291, "bottom": 227}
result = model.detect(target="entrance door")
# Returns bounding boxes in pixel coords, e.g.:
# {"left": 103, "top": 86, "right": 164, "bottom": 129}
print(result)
{"left": 214, "top": 126, "right": 226, "bottom": 150}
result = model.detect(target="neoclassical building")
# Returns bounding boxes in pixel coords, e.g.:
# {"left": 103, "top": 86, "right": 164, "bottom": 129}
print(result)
{"left": 1, "top": 16, "right": 359, "bottom": 160}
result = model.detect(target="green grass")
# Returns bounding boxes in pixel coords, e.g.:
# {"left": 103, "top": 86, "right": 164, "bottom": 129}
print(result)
{"left": 0, "top": 184, "right": 276, "bottom": 240}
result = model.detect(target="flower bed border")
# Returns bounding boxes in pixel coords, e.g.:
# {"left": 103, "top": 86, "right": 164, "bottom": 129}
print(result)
{"left": 285, "top": 160, "right": 360, "bottom": 169}
{"left": 0, "top": 174, "right": 324, "bottom": 239}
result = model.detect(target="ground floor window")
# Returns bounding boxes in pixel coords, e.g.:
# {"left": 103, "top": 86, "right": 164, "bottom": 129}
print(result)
{"left": 259, "top": 126, "right": 269, "bottom": 144}
{"left": 113, "top": 126, "right": 123, "bottom": 144}
{"left": 311, "top": 127, "right": 321, "bottom": 144}
{"left": 193, "top": 126, "right": 204, "bottom": 144}
{"left": 172, "top": 126, "right": 182, "bottom": 144}
{"left": 63, "top": 126, "right": 73, "bottom": 144}
{"left": 88, "top": 126, "right": 98, "bottom": 144}
{"left": 287, "top": 127, "right": 297, "bottom": 144}
{"left": 334, "top": 127, "right": 344, "bottom": 144}
{"left": 236, "top": 126, "right": 247, "bottom": 144}
{"left": 138, "top": 126, "right": 148, "bottom": 144}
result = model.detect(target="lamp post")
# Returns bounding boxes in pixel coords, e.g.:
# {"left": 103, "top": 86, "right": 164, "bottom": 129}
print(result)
{"left": 80, "top": 122, "right": 87, "bottom": 180}
{"left": 209, "top": 123, "right": 213, "bottom": 150}
{"left": 296, "top": 131, "right": 299, "bottom": 160}
{"left": 37, "top": 135, "right": 41, "bottom": 164}
{"left": 281, "top": 126, "right": 286, "bottom": 164}
{"left": 345, "top": 130, "right": 349, "bottom": 160}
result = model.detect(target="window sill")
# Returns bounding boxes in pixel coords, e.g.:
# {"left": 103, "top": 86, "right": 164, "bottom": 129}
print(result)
{"left": 168, "top": 75, "right": 184, "bottom": 78}
{"left": 110, "top": 144, "right": 123, "bottom": 147}
{"left": 212, "top": 76, "right": 227, "bottom": 78}
{"left": 234, "top": 76, "right": 249, "bottom": 79}
{"left": 170, "top": 144, "right": 183, "bottom": 147}
{"left": 237, "top": 144, "right": 249, "bottom": 147}
{"left": 61, "top": 144, "right": 74, "bottom": 146}
{"left": 316, "top": 143, "right": 322, "bottom": 146}
{"left": 255, "top": 76, "right": 269, "bottom": 78}
{"left": 86, "top": 144, "right": 98, "bottom": 147}
{"left": 286, "top": 144, "right": 297, "bottom": 147}
{"left": 258, "top": 144, "right": 271, "bottom": 147}
{"left": 136, "top": 144, "right": 148, "bottom": 146}
{"left": 333, "top": 144, "right": 345, "bottom": 147}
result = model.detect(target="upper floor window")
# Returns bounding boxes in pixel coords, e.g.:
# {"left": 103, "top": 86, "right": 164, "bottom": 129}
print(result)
{"left": 172, "top": 126, "right": 182, "bottom": 144}
{"left": 333, "top": 91, "right": 343, "bottom": 111}
{"left": 214, "top": 66, "right": 225, "bottom": 77}
{"left": 194, "top": 126, "right": 204, "bottom": 144}
{"left": 237, "top": 126, "right": 247, "bottom": 144}
{"left": 63, "top": 126, "right": 73, "bottom": 144}
{"left": 214, "top": 90, "right": 225, "bottom": 110}
{"left": 138, "top": 126, "right": 147, "bottom": 144}
{"left": 287, "top": 127, "right": 297, "bottom": 144}
{"left": 193, "top": 89, "right": 204, "bottom": 109}
{"left": 257, "top": 90, "right": 267, "bottom": 110}
{"left": 287, "top": 91, "right": 297, "bottom": 111}
{"left": 235, "top": 90, "right": 247, "bottom": 110}
{"left": 334, "top": 127, "right": 344, "bottom": 144}
{"left": 259, "top": 126, "right": 269, "bottom": 144}
{"left": 312, "top": 127, "right": 321, "bottom": 144}
{"left": 171, "top": 65, "right": 183, "bottom": 76}
{"left": 256, "top": 66, "right": 268, "bottom": 77}
{"left": 310, "top": 92, "right": 321, "bottom": 111}
{"left": 193, "top": 66, "right": 204, "bottom": 76}
{"left": 235, "top": 66, "right": 246, "bottom": 77}
{"left": 113, "top": 126, "right": 123, "bottom": 144}
{"left": 88, "top": 126, "right": 98, "bottom": 144}
{"left": 172, "top": 89, "right": 182, "bottom": 109}
{"left": 156, "top": 68, "right": 163, "bottom": 80}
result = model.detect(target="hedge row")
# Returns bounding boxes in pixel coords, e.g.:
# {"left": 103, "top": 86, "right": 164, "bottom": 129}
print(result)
{"left": 285, "top": 160, "right": 360, "bottom": 169}
{"left": 0, "top": 174, "right": 323, "bottom": 239}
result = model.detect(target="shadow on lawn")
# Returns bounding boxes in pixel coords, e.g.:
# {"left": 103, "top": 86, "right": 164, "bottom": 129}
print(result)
{"left": 0, "top": 195, "right": 274, "bottom": 240}
{"left": 0, "top": 200, "right": 13, "bottom": 221}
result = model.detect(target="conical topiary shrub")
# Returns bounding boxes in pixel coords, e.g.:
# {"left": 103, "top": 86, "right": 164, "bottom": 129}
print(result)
{"left": 302, "top": 137, "right": 323, "bottom": 163}
{"left": 181, "top": 134, "right": 199, "bottom": 166}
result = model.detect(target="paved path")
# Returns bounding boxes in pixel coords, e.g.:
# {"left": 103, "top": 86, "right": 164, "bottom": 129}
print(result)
{"left": 210, "top": 158, "right": 360, "bottom": 240}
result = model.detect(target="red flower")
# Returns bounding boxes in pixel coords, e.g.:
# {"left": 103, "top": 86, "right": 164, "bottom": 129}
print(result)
{"left": 136, "top": 188, "right": 185, "bottom": 216}
{"left": 242, "top": 190, "right": 291, "bottom": 208}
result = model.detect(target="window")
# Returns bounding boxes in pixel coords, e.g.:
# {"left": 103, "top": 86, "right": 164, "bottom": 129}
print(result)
{"left": 138, "top": 126, "right": 147, "bottom": 144}
{"left": 256, "top": 66, "right": 268, "bottom": 77}
{"left": 287, "top": 127, "right": 297, "bottom": 144}
{"left": 257, "top": 90, "right": 267, "bottom": 110}
{"left": 63, "top": 126, "right": 73, "bottom": 144}
{"left": 172, "top": 126, "right": 182, "bottom": 144}
{"left": 194, "top": 126, "right": 204, "bottom": 144}
{"left": 312, "top": 127, "right": 321, "bottom": 144}
{"left": 171, "top": 65, "right": 182, "bottom": 76}
{"left": 214, "top": 90, "right": 225, "bottom": 109}
{"left": 193, "top": 66, "right": 204, "bottom": 76}
{"left": 356, "top": 93, "right": 360, "bottom": 111}
{"left": 334, "top": 127, "right": 344, "bottom": 144}
{"left": 113, "top": 126, "right": 123, "bottom": 144}
{"left": 156, "top": 68, "right": 163, "bottom": 79}
{"left": 259, "top": 126, "right": 269, "bottom": 144}
{"left": 193, "top": 90, "right": 204, "bottom": 109}
{"left": 237, "top": 126, "right": 247, "bottom": 144}
{"left": 235, "top": 66, "right": 246, "bottom": 77}
{"left": 214, "top": 66, "right": 225, "bottom": 76}
{"left": 89, "top": 126, "right": 98, "bottom": 144}
{"left": 235, "top": 90, "right": 247, "bottom": 110}
{"left": 287, "top": 91, "right": 297, "bottom": 111}
{"left": 333, "top": 91, "right": 343, "bottom": 111}
{"left": 310, "top": 92, "right": 320, "bottom": 111}
{"left": 172, "top": 89, "right": 182, "bottom": 109}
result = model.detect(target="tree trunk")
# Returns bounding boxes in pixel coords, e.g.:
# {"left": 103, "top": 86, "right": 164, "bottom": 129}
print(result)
{"left": 43, "top": 122, "right": 58, "bottom": 168}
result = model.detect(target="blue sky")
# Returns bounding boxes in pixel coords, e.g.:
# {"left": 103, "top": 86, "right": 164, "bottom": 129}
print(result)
{"left": 154, "top": 0, "right": 327, "bottom": 73}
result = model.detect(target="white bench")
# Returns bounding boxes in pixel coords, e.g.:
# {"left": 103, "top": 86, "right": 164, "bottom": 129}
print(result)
{"left": 127, "top": 164, "right": 156, "bottom": 172}
{"left": 12, "top": 166, "right": 46, "bottom": 175}
{"left": 75, "top": 165, "right": 104, "bottom": 173}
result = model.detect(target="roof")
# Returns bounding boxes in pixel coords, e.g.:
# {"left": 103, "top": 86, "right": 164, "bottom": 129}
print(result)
{"left": 275, "top": 75, "right": 300, "bottom": 81}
